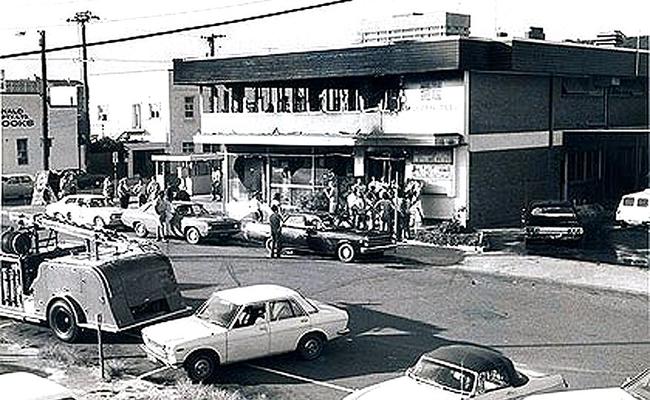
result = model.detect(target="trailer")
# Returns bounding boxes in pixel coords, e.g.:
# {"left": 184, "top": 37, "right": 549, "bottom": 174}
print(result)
{"left": 0, "top": 214, "right": 189, "bottom": 342}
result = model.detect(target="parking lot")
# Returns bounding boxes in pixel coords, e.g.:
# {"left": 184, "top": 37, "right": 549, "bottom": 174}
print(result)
{"left": 1, "top": 235, "right": 647, "bottom": 399}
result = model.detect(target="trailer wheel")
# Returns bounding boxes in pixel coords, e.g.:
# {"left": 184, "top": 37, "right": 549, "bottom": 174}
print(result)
{"left": 48, "top": 299, "right": 80, "bottom": 343}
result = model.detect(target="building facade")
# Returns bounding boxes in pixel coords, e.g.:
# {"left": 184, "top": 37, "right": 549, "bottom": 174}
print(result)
{"left": 89, "top": 70, "right": 200, "bottom": 177}
{"left": 359, "top": 12, "right": 470, "bottom": 44}
{"left": 173, "top": 37, "right": 649, "bottom": 227}
{"left": 1, "top": 79, "right": 81, "bottom": 176}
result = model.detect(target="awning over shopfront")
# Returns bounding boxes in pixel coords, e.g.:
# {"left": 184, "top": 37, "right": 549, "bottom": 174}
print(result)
{"left": 193, "top": 132, "right": 464, "bottom": 148}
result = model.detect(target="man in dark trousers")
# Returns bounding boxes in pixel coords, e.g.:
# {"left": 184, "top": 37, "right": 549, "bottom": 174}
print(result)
{"left": 269, "top": 205, "right": 283, "bottom": 258}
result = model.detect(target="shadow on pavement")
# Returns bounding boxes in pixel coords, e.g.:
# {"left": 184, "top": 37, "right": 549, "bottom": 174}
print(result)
{"left": 214, "top": 303, "right": 455, "bottom": 385}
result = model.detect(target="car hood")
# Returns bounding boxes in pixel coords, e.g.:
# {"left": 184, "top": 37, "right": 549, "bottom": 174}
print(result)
{"left": 525, "top": 387, "right": 631, "bottom": 400}
{"left": 348, "top": 376, "right": 460, "bottom": 400}
{"left": 142, "top": 315, "right": 226, "bottom": 346}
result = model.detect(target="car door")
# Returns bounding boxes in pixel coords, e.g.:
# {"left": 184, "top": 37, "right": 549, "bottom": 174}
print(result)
{"left": 282, "top": 215, "right": 309, "bottom": 250}
{"left": 225, "top": 303, "right": 270, "bottom": 363}
{"left": 268, "top": 298, "right": 311, "bottom": 354}
{"left": 139, "top": 203, "right": 160, "bottom": 234}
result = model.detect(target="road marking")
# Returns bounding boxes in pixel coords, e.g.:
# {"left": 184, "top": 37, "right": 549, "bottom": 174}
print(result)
{"left": 246, "top": 364, "right": 356, "bottom": 394}
{"left": 136, "top": 365, "right": 171, "bottom": 380}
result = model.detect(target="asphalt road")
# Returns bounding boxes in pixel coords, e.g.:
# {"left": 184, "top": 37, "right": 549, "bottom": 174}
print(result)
{"left": 147, "top": 241, "right": 648, "bottom": 399}
{"left": 0, "top": 228, "right": 648, "bottom": 399}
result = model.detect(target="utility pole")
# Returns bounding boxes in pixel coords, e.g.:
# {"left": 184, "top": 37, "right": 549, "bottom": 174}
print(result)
{"left": 67, "top": 10, "right": 99, "bottom": 169}
{"left": 39, "top": 30, "right": 50, "bottom": 171}
{"left": 201, "top": 33, "right": 226, "bottom": 57}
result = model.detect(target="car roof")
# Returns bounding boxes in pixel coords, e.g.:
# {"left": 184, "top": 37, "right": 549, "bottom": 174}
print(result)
{"left": 622, "top": 189, "right": 650, "bottom": 198}
{"left": 2, "top": 173, "right": 33, "bottom": 178}
{"left": 0, "top": 372, "right": 74, "bottom": 400}
{"left": 215, "top": 284, "right": 300, "bottom": 305}
{"left": 423, "top": 345, "right": 521, "bottom": 381}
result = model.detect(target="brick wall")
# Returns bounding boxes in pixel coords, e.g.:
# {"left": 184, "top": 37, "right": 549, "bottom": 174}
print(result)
{"left": 469, "top": 147, "right": 562, "bottom": 228}
{"left": 470, "top": 71, "right": 648, "bottom": 133}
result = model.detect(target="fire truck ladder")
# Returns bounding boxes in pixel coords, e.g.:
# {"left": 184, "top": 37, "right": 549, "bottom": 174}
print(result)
{"left": 13, "top": 213, "right": 157, "bottom": 260}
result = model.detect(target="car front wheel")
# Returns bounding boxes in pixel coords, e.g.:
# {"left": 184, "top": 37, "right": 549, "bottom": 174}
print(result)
{"left": 185, "top": 227, "right": 201, "bottom": 245}
{"left": 133, "top": 222, "right": 148, "bottom": 238}
{"left": 184, "top": 352, "right": 218, "bottom": 383}
{"left": 337, "top": 243, "right": 356, "bottom": 263}
{"left": 297, "top": 333, "right": 324, "bottom": 360}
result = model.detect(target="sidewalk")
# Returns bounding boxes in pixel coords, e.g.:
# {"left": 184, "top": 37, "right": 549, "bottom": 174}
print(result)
{"left": 401, "top": 243, "right": 648, "bottom": 297}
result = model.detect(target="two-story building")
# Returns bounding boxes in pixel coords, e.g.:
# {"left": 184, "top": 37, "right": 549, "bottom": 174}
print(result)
{"left": 172, "top": 37, "right": 648, "bottom": 227}
{"left": 90, "top": 70, "right": 200, "bottom": 177}
{"left": 2, "top": 79, "right": 82, "bottom": 176}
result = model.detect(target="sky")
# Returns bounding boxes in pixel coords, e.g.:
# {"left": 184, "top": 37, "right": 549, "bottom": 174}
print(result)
{"left": 0, "top": 0, "right": 648, "bottom": 83}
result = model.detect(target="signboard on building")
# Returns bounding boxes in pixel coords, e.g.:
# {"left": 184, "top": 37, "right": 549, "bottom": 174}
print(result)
{"left": 408, "top": 149, "right": 455, "bottom": 196}
{"left": 1, "top": 107, "right": 36, "bottom": 129}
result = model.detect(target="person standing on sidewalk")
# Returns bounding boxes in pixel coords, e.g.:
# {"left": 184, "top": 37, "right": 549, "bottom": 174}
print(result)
{"left": 102, "top": 177, "right": 114, "bottom": 204}
{"left": 154, "top": 191, "right": 172, "bottom": 241}
{"left": 269, "top": 205, "right": 283, "bottom": 258}
{"left": 116, "top": 178, "right": 130, "bottom": 209}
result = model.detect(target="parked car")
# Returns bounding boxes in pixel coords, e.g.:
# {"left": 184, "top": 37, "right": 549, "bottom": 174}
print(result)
{"left": 522, "top": 201, "right": 585, "bottom": 244}
{"left": 1, "top": 174, "right": 34, "bottom": 200}
{"left": 243, "top": 213, "right": 396, "bottom": 263}
{"left": 0, "top": 372, "right": 76, "bottom": 400}
{"left": 45, "top": 194, "right": 123, "bottom": 228}
{"left": 526, "top": 368, "right": 649, "bottom": 400}
{"left": 344, "top": 345, "right": 566, "bottom": 400}
{"left": 141, "top": 284, "right": 350, "bottom": 383}
{"left": 616, "top": 189, "right": 650, "bottom": 226}
{"left": 121, "top": 201, "right": 240, "bottom": 244}
{"left": 62, "top": 169, "right": 107, "bottom": 191}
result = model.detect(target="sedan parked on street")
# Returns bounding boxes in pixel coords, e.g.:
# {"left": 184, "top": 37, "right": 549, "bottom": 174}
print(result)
{"left": 121, "top": 201, "right": 240, "bottom": 244}
{"left": 243, "top": 213, "right": 396, "bottom": 263}
{"left": 522, "top": 201, "right": 585, "bottom": 245}
{"left": 344, "top": 345, "right": 566, "bottom": 400}
{"left": 45, "top": 194, "right": 123, "bottom": 228}
{"left": 141, "top": 284, "right": 350, "bottom": 383}
{"left": 1, "top": 174, "right": 34, "bottom": 200}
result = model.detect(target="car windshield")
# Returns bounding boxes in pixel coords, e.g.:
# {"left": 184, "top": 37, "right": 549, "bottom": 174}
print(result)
{"left": 623, "top": 369, "right": 650, "bottom": 400}
{"left": 195, "top": 295, "right": 241, "bottom": 327}
{"left": 407, "top": 358, "right": 476, "bottom": 395}
{"left": 530, "top": 206, "right": 575, "bottom": 218}
{"left": 87, "top": 198, "right": 108, "bottom": 207}
{"left": 177, "top": 204, "right": 210, "bottom": 217}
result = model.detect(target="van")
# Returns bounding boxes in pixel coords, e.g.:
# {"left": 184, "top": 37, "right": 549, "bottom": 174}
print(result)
{"left": 616, "top": 189, "right": 650, "bottom": 226}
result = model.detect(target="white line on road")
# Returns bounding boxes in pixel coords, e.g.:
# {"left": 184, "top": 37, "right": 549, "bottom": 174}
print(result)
{"left": 246, "top": 364, "right": 356, "bottom": 394}
{"left": 137, "top": 365, "right": 171, "bottom": 380}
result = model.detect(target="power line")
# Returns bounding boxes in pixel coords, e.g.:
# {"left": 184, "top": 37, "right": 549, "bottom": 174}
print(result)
{"left": 98, "top": 0, "right": 277, "bottom": 24}
{"left": 0, "top": 0, "right": 351, "bottom": 58}
{"left": 89, "top": 68, "right": 168, "bottom": 76}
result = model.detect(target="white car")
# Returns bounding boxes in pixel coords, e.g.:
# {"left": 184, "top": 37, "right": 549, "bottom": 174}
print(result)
{"left": 45, "top": 194, "right": 123, "bottom": 228}
{"left": 0, "top": 372, "right": 76, "bottom": 400}
{"left": 616, "top": 189, "right": 650, "bottom": 226}
{"left": 344, "top": 345, "right": 566, "bottom": 400}
{"left": 141, "top": 284, "right": 350, "bottom": 382}
{"left": 526, "top": 368, "right": 649, "bottom": 400}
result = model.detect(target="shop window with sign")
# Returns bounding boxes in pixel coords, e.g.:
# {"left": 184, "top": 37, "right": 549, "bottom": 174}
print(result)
{"left": 184, "top": 96, "right": 195, "bottom": 118}
{"left": 408, "top": 149, "right": 455, "bottom": 196}
{"left": 16, "top": 139, "right": 28, "bottom": 165}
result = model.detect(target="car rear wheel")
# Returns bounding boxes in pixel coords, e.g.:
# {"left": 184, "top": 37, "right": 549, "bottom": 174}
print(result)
{"left": 185, "top": 227, "right": 201, "bottom": 245}
{"left": 265, "top": 237, "right": 273, "bottom": 253}
{"left": 337, "top": 243, "right": 356, "bottom": 263}
{"left": 94, "top": 217, "right": 106, "bottom": 229}
{"left": 47, "top": 300, "right": 80, "bottom": 343}
{"left": 297, "top": 333, "right": 324, "bottom": 360}
{"left": 133, "top": 222, "right": 148, "bottom": 238}
{"left": 184, "top": 352, "right": 218, "bottom": 383}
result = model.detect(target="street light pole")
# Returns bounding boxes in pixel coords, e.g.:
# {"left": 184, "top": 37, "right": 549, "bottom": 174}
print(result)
{"left": 39, "top": 30, "right": 50, "bottom": 171}
{"left": 67, "top": 11, "right": 99, "bottom": 169}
